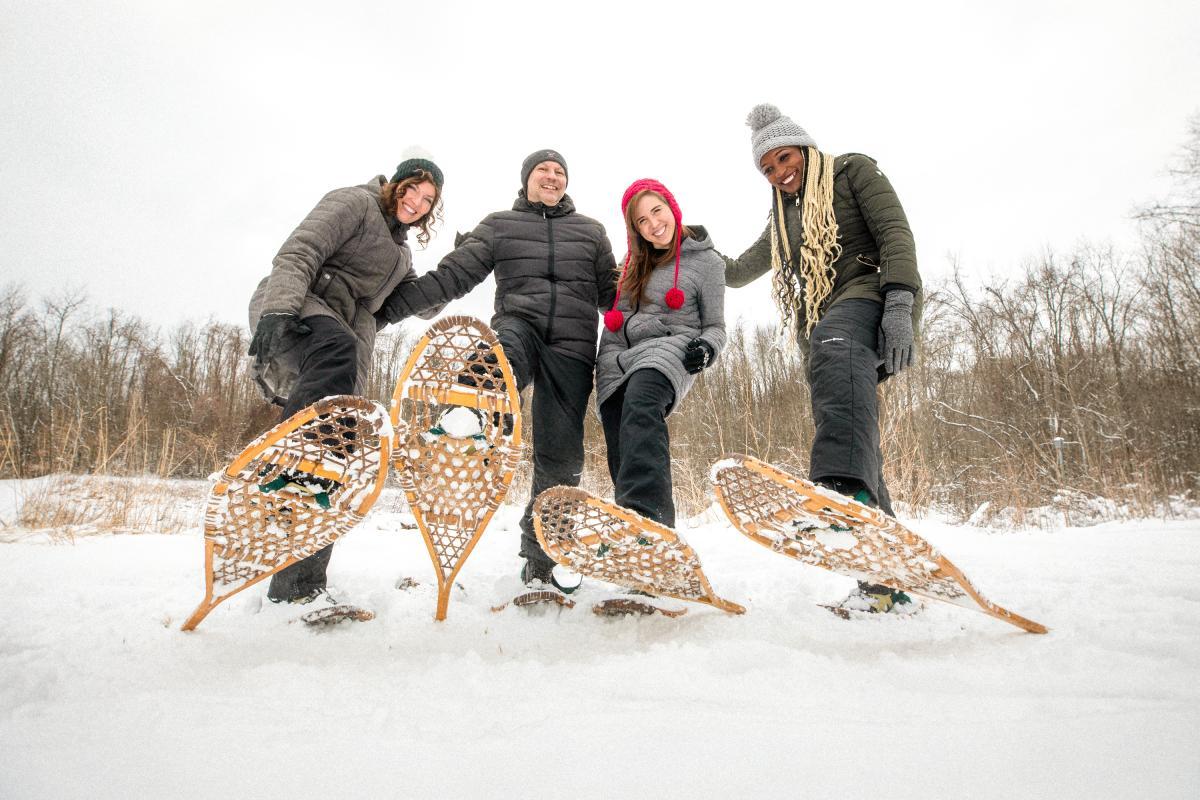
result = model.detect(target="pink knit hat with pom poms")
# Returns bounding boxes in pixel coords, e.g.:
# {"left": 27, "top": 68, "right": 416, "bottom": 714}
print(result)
{"left": 604, "top": 178, "right": 685, "bottom": 333}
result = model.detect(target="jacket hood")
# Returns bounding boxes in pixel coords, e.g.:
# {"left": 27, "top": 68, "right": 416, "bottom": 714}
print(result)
{"left": 682, "top": 225, "right": 714, "bottom": 252}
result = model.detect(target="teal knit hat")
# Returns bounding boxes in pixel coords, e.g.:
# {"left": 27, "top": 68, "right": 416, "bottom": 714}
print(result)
{"left": 392, "top": 157, "right": 444, "bottom": 190}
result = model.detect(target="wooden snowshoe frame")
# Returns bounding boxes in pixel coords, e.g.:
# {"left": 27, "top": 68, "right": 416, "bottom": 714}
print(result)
{"left": 391, "top": 316, "right": 523, "bottom": 621}
{"left": 298, "top": 604, "right": 375, "bottom": 627}
{"left": 593, "top": 597, "right": 688, "bottom": 618}
{"left": 491, "top": 590, "right": 576, "bottom": 612}
{"left": 710, "top": 454, "right": 1047, "bottom": 634}
{"left": 182, "top": 396, "right": 391, "bottom": 631}
{"left": 534, "top": 487, "right": 745, "bottom": 615}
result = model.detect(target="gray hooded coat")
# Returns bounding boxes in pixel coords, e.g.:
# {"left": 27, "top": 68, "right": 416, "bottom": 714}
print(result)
{"left": 596, "top": 227, "right": 727, "bottom": 413}
{"left": 248, "top": 176, "right": 440, "bottom": 400}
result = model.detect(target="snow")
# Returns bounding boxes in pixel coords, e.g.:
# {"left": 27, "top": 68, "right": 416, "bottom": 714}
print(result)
{"left": 1, "top": 482, "right": 1198, "bottom": 798}
{"left": 435, "top": 406, "right": 485, "bottom": 438}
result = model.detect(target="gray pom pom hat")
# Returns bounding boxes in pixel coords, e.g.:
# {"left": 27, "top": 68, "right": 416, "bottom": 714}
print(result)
{"left": 747, "top": 103, "right": 818, "bottom": 168}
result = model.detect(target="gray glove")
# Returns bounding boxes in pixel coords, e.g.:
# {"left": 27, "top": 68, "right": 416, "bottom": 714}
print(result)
{"left": 877, "top": 290, "right": 915, "bottom": 375}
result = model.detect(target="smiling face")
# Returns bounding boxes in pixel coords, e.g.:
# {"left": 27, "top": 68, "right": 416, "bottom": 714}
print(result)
{"left": 758, "top": 146, "right": 806, "bottom": 194}
{"left": 631, "top": 192, "right": 676, "bottom": 249}
{"left": 525, "top": 161, "right": 567, "bottom": 206}
{"left": 394, "top": 179, "right": 437, "bottom": 225}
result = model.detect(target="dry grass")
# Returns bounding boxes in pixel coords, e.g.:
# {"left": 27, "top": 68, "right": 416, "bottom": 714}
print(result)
{"left": 8, "top": 474, "right": 207, "bottom": 542}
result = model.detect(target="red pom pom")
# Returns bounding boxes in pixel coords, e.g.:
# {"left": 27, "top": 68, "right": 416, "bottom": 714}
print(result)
{"left": 665, "top": 287, "right": 685, "bottom": 309}
{"left": 604, "top": 309, "right": 624, "bottom": 332}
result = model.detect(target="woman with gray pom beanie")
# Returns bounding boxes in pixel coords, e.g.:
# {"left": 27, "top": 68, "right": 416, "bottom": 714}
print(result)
{"left": 720, "top": 104, "right": 923, "bottom": 614}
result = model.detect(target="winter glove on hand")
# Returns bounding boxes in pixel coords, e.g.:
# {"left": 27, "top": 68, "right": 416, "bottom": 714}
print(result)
{"left": 248, "top": 312, "right": 311, "bottom": 366}
{"left": 877, "top": 289, "right": 915, "bottom": 375}
{"left": 376, "top": 294, "right": 408, "bottom": 327}
{"left": 682, "top": 338, "right": 714, "bottom": 375}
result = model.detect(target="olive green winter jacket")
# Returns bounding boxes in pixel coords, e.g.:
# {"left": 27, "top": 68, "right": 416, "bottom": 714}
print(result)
{"left": 722, "top": 153, "right": 922, "bottom": 351}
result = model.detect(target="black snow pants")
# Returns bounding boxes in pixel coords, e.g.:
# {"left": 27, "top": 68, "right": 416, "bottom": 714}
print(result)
{"left": 806, "top": 298, "right": 895, "bottom": 516}
{"left": 267, "top": 315, "right": 357, "bottom": 601}
{"left": 495, "top": 317, "right": 596, "bottom": 572}
{"left": 599, "top": 368, "right": 677, "bottom": 528}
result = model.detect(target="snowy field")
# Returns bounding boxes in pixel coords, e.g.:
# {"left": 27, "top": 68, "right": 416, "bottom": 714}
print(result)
{"left": 1, "top": 480, "right": 1198, "bottom": 799}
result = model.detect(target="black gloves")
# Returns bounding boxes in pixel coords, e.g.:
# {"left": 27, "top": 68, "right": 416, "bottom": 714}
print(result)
{"left": 877, "top": 290, "right": 915, "bottom": 375}
{"left": 682, "top": 338, "right": 714, "bottom": 375}
{"left": 248, "top": 312, "right": 311, "bottom": 366}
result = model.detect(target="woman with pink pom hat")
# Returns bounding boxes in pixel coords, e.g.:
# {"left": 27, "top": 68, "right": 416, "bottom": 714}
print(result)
{"left": 595, "top": 178, "right": 727, "bottom": 527}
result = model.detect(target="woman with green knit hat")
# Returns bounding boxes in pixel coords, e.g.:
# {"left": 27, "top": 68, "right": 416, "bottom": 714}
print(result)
{"left": 720, "top": 104, "right": 922, "bottom": 615}
{"left": 246, "top": 150, "right": 446, "bottom": 604}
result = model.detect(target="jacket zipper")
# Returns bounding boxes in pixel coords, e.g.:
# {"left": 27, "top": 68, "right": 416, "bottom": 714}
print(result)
{"left": 545, "top": 212, "right": 557, "bottom": 341}
{"left": 622, "top": 304, "right": 639, "bottom": 349}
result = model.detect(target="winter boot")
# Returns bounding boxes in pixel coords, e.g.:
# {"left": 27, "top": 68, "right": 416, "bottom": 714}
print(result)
{"left": 520, "top": 558, "right": 554, "bottom": 587}
{"left": 833, "top": 581, "right": 914, "bottom": 615}
{"left": 268, "top": 586, "right": 331, "bottom": 606}
{"left": 258, "top": 469, "right": 340, "bottom": 510}
{"left": 521, "top": 559, "right": 580, "bottom": 594}
{"left": 816, "top": 476, "right": 874, "bottom": 507}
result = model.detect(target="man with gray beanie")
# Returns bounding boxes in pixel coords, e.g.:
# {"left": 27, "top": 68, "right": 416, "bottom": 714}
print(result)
{"left": 719, "top": 103, "right": 923, "bottom": 616}
{"left": 378, "top": 149, "right": 617, "bottom": 594}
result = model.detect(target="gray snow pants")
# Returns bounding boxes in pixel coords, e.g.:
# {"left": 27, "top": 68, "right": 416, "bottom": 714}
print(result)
{"left": 807, "top": 299, "right": 895, "bottom": 516}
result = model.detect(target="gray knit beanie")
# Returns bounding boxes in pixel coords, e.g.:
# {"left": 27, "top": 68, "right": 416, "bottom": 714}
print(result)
{"left": 747, "top": 104, "right": 818, "bottom": 168}
{"left": 521, "top": 148, "right": 568, "bottom": 189}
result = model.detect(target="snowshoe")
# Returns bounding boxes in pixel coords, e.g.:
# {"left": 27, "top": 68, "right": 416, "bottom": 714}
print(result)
{"left": 276, "top": 587, "right": 374, "bottom": 627}
{"left": 298, "top": 604, "right": 375, "bottom": 627}
{"left": 456, "top": 341, "right": 506, "bottom": 391}
{"left": 593, "top": 589, "right": 688, "bottom": 619}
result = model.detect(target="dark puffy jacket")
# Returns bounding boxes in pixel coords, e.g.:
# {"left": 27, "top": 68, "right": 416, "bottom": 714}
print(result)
{"left": 381, "top": 192, "right": 618, "bottom": 365}
{"left": 723, "top": 153, "right": 922, "bottom": 350}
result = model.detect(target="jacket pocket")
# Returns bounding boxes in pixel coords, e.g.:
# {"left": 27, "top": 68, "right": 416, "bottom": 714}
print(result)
{"left": 625, "top": 313, "right": 671, "bottom": 345}
{"left": 313, "top": 270, "right": 356, "bottom": 325}
{"left": 312, "top": 269, "right": 334, "bottom": 295}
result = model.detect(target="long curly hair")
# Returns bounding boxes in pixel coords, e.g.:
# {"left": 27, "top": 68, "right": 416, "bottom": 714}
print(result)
{"left": 769, "top": 147, "right": 841, "bottom": 336}
{"left": 379, "top": 170, "right": 443, "bottom": 247}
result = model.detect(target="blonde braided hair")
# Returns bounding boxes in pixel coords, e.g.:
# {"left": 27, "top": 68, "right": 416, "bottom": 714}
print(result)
{"left": 769, "top": 147, "right": 841, "bottom": 336}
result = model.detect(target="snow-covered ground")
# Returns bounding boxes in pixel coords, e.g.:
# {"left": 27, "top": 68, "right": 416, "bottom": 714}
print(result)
{"left": 1, "top": 480, "right": 1197, "bottom": 799}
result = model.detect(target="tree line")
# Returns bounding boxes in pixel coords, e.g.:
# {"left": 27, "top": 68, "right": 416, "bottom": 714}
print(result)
{"left": 3, "top": 121, "right": 1196, "bottom": 522}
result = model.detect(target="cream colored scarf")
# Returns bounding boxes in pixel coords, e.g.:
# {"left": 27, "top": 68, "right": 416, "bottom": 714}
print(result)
{"left": 769, "top": 147, "right": 841, "bottom": 337}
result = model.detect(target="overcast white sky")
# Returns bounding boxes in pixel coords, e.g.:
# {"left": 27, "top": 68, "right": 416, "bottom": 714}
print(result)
{"left": 3, "top": 0, "right": 1198, "bottom": 335}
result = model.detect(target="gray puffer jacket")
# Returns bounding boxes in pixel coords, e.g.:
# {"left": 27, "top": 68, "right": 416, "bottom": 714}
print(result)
{"left": 248, "top": 175, "right": 440, "bottom": 398}
{"left": 379, "top": 191, "right": 617, "bottom": 366}
{"left": 596, "top": 227, "right": 727, "bottom": 414}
